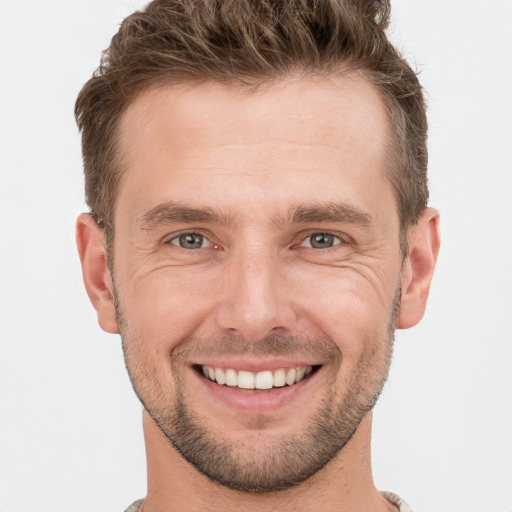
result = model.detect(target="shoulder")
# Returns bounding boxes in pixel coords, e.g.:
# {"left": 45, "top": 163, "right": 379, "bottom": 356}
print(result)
{"left": 124, "top": 499, "right": 144, "bottom": 512}
{"left": 381, "top": 491, "right": 415, "bottom": 512}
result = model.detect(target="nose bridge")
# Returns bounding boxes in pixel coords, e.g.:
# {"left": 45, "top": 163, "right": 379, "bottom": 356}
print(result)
{"left": 215, "top": 240, "right": 293, "bottom": 341}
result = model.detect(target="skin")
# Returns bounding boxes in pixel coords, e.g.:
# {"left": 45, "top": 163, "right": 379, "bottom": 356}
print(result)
{"left": 77, "top": 74, "right": 440, "bottom": 511}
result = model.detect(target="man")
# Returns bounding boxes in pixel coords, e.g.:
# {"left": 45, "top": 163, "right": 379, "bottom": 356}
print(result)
{"left": 75, "top": 0, "right": 440, "bottom": 510}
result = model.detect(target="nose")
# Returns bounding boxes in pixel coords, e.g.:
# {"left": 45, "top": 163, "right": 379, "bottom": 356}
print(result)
{"left": 215, "top": 246, "right": 296, "bottom": 342}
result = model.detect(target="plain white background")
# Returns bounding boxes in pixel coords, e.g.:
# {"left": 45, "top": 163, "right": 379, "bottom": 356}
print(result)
{"left": 1, "top": 1, "right": 511, "bottom": 511}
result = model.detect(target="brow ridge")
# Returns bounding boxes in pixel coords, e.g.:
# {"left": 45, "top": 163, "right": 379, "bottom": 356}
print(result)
{"left": 138, "top": 200, "right": 373, "bottom": 231}
{"left": 138, "top": 201, "right": 234, "bottom": 230}
{"left": 287, "top": 202, "right": 373, "bottom": 226}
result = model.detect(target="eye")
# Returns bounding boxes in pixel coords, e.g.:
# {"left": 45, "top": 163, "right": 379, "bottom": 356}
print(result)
{"left": 301, "top": 233, "right": 342, "bottom": 249}
{"left": 169, "top": 233, "right": 210, "bottom": 249}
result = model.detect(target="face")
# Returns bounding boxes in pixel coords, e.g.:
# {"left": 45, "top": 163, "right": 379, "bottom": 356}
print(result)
{"left": 112, "top": 75, "right": 404, "bottom": 491}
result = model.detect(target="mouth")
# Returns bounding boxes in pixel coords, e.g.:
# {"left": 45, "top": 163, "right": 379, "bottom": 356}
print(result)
{"left": 194, "top": 364, "right": 321, "bottom": 391}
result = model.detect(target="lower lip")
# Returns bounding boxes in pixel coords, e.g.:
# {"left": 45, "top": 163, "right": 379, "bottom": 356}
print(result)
{"left": 194, "top": 369, "right": 318, "bottom": 412}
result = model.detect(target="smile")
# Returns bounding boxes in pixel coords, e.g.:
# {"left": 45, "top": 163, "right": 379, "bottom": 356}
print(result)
{"left": 200, "top": 365, "right": 315, "bottom": 390}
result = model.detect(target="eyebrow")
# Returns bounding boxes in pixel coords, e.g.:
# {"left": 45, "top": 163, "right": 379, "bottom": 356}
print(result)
{"left": 287, "top": 202, "right": 373, "bottom": 226}
{"left": 138, "top": 200, "right": 373, "bottom": 231}
{"left": 138, "top": 201, "right": 234, "bottom": 231}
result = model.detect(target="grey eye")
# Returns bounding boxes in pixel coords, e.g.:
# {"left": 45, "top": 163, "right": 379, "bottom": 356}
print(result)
{"left": 171, "top": 233, "right": 206, "bottom": 249}
{"left": 303, "top": 233, "right": 339, "bottom": 249}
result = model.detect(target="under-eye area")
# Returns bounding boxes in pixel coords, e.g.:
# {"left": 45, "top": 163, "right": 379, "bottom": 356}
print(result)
{"left": 194, "top": 364, "right": 322, "bottom": 391}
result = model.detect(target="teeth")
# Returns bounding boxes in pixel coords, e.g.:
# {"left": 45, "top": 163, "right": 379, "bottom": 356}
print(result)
{"left": 225, "top": 368, "right": 238, "bottom": 387}
{"left": 255, "top": 370, "right": 273, "bottom": 390}
{"left": 273, "top": 368, "right": 286, "bottom": 387}
{"left": 285, "top": 368, "right": 296, "bottom": 386}
{"left": 201, "top": 365, "right": 314, "bottom": 389}
{"left": 237, "top": 370, "right": 255, "bottom": 389}
{"left": 214, "top": 367, "right": 226, "bottom": 385}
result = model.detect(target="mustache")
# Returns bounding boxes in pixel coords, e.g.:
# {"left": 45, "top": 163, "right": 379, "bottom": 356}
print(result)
{"left": 172, "top": 332, "right": 341, "bottom": 364}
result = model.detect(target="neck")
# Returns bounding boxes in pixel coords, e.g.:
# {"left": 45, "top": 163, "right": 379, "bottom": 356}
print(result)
{"left": 141, "top": 411, "right": 395, "bottom": 512}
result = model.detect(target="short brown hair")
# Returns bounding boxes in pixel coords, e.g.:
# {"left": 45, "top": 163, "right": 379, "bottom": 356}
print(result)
{"left": 75, "top": 0, "right": 428, "bottom": 253}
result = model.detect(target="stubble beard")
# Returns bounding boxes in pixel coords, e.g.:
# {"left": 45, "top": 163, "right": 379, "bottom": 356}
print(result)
{"left": 115, "top": 286, "right": 400, "bottom": 493}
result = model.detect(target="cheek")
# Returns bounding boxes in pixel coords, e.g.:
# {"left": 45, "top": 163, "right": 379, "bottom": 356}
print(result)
{"left": 292, "top": 269, "right": 396, "bottom": 343}
{"left": 117, "top": 273, "right": 215, "bottom": 402}
{"left": 288, "top": 268, "right": 398, "bottom": 394}
{"left": 120, "top": 268, "right": 217, "bottom": 352}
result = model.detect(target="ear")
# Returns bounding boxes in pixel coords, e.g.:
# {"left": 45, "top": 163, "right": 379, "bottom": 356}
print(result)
{"left": 76, "top": 213, "right": 118, "bottom": 334}
{"left": 397, "top": 207, "right": 441, "bottom": 329}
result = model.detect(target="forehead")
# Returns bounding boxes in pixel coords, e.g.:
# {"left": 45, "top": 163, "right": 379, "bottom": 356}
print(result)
{"left": 116, "top": 74, "right": 393, "bottom": 225}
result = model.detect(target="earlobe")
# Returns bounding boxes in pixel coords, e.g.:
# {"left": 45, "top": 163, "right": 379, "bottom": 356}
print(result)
{"left": 397, "top": 207, "right": 441, "bottom": 329}
{"left": 76, "top": 213, "right": 119, "bottom": 334}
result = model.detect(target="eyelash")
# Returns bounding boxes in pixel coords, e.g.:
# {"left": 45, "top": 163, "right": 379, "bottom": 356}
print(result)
{"left": 167, "top": 232, "right": 215, "bottom": 250}
{"left": 298, "top": 232, "right": 345, "bottom": 250}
